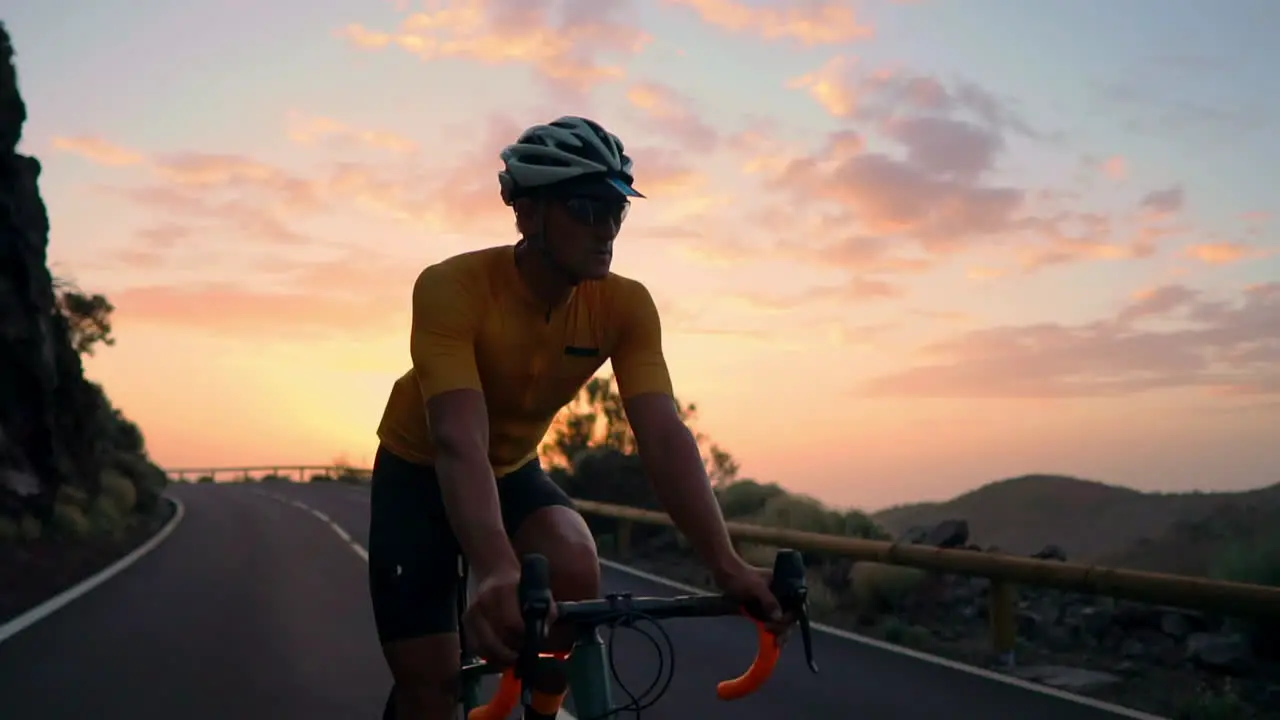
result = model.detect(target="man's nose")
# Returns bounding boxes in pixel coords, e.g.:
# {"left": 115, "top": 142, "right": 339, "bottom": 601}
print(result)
{"left": 593, "top": 219, "right": 619, "bottom": 241}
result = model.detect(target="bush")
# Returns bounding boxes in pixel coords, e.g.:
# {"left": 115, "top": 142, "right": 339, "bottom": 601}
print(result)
{"left": 99, "top": 469, "right": 138, "bottom": 516}
{"left": 1174, "top": 680, "right": 1254, "bottom": 720}
{"left": 0, "top": 516, "right": 18, "bottom": 543}
{"left": 849, "top": 561, "right": 927, "bottom": 616}
{"left": 56, "top": 484, "right": 90, "bottom": 511}
{"left": 308, "top": 474, "right": 333, "bottom": 483}
{"left": 1210, "top": 532, "right": 1280, "bottom": 661}
{"left": 197, "top": 475, "right": 215, "bottom": 484}
{"left": 51, "top": 502, "right": 91, "bottom": 539}
{"left": 109, "top": 453, "right": 168, "bottom": 514}
{"left": 19, "top": 514, "right": 42, "bottom": 541}
{"left": 87, "top": 497, "right": 126, "bottom": 537}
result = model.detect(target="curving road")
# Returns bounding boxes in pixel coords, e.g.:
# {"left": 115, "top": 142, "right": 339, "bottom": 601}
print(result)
{"left": 0, "top": 482, "right": 1155, "bottom": 720}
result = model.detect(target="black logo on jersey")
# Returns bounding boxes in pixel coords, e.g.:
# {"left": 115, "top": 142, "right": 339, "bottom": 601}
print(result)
{"left": 564, "top": 345, "right": 601, "bottom": 358}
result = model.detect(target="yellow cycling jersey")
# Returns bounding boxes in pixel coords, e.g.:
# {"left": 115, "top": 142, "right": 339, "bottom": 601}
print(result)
{"left": 376, "top": 245, "right": 674, "bottom": 476}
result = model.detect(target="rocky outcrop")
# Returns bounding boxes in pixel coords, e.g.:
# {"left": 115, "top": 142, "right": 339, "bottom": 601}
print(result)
{"left": 0, "top": 22, "right": 107, "bottom": 521}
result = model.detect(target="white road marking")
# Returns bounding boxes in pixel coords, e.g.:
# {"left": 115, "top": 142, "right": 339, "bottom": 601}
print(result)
{"left": 0, "top": 497, "right": 187, "bottom": 645}
{"left": 258, "top": 490, "right": 576, "bottom": 719}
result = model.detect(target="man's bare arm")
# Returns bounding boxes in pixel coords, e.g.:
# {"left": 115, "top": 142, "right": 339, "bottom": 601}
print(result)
{"left": 427, "top": 389, "right": 518, "bottom": 578}
{"left": 625, "top": 392, "right": 741, "bottom": 579}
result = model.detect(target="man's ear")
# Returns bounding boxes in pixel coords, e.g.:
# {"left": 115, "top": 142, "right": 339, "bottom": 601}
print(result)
{"left": 512, "top": 197, "right": 543, "bottom": 236}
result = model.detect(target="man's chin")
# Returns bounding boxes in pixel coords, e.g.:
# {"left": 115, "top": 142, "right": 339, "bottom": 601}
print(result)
{"left": 580, "top": 256, "right": 612, "bottom": 279}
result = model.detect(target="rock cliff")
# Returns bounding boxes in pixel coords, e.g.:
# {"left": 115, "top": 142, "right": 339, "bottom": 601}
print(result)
{"left": 0, "top": 21, "right": 136, "bottom": 523}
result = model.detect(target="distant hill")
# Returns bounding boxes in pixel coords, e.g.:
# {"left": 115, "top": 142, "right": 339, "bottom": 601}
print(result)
{"left": 871, "top": 474, "right": 1280, "bottom": 567}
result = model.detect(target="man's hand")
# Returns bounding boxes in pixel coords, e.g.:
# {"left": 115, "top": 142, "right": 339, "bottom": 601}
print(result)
{"left": 713, "top": 557, "right": 796, "bottom": 639}
{"left": 462, "top": 566, "right": 529, "bottom": 666}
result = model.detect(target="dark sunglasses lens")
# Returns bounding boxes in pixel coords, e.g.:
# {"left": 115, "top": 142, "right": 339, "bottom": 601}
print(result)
{"left": 565, "top": 198, "right": 629, "bottom": 226}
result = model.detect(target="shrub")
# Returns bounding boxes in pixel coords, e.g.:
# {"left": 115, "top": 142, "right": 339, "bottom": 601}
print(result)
{"left": 849, "top": 561, "right": 927, "bottom": 616}
{"left": 87, "top": 497, "right": 126, "bottom": 537}
{"left": 197, "top": 475, "right": 215, "bottom": 484}
{"left": 0, "top": 516, "right": 18, "bottom": 543}
{"left": 1210, "top": 530, "right": 1280, "bottom": 661}
{"left": 308, "top": 474, "right": 333, "bottom": 483}
{"left": 51, "top": 502, "right": 91, "bottom": 539}
{"left": 109, "top": 453, "right": 168, "bottom": 514}
{"left": 1174, "top": 680, "right": 1255, "bottom": 720}
{"left": 99, "top": 469, "right": 138, "bottom": 516}
{"left": 56, "top": 484, "right": 90, "bottom": 511}
{"left": 19, "top": 514, "right": 42, "bottom": 541}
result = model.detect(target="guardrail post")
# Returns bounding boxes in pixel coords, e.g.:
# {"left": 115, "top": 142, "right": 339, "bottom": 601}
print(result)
{"left": 616, "top": 519, "right": 632, "bottom": 559}
{"left": 988, "top": 579, "right": 1017, "bottom": 667}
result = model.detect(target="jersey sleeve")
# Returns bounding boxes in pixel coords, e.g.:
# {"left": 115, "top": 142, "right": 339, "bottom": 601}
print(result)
{"left": 409, "top": 263, "right": 483, "bottom": 400}
{"left": 611, "top": 278, "right": 675, "bottom": 399}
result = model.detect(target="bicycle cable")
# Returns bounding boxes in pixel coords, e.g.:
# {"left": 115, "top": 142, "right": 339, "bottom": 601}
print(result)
{"left": 574, "top": 609, "right": 676, "bottom": 720}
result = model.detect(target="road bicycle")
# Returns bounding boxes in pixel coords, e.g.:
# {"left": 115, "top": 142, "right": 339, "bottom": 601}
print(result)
{"left": 384, "top": 548, "right": 818, "bottom": 719}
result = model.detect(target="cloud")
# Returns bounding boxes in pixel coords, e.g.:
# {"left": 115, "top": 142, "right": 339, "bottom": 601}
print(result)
{"left": 1139, "top": 185, "right": 1185, "bottom": 214}
{"left": 1101, "top": 155, "right": 1127, "bottom": 180}
{"left": 856, "top": 282, "right": 1280, "bottom": 398}
{"left": 730, "top": 65, "right": 1203, "bottom": 279}
{"left": 625, "top": 81, "right": 718, "bottom": 152}
{"left": 663, "top": 0, "right": 873, "bottom": 46}
{"left": 337, "top": 0, "right": 650, "bottom": 92}
{"left": 285, "top": 112, "right": 420, "bottom": 154}
{"left": 65, "top": 114, "right": 530, "bottom": 251}
{"left": 1184, "top": 241, "right": 1274, "bottom": 265}
{"left": 726, "top": 275, "right": 903, "bottom": 317}
{"left": 113, "top": 251, "right": 419, "bottom": 339}
{"left": 50, "top": 136, "right": 145, "bottom": 166}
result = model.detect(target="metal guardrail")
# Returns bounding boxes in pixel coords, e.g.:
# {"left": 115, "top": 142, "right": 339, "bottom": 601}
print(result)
{"left": 168, "top": 465, "right": 1280, "bottom": 658}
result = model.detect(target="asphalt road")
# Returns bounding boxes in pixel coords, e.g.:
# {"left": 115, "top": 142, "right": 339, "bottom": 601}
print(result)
{"left": 0, "top": 482, "right": 1146, "bottom": 720}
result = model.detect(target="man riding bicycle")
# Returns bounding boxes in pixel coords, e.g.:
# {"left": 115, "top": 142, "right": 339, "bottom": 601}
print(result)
{"left": 368, "top": 115, "right": 791, "bottom": 720}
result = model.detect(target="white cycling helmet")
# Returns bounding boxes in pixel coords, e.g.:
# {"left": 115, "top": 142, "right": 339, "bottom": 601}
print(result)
{"left": 498, "top": 116, "right": 645, "bottom": 205}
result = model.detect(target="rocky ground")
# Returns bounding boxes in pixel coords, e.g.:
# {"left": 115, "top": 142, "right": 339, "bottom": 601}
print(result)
{"left": 602, "top": 528, "right": 1280, "bottom": 720}
{"left": 0, "top": 499, "right": 176, "bottom": 626}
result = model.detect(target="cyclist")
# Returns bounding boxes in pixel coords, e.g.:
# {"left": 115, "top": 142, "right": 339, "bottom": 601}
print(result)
{"left": 368, "top": 116, "right": 791, "bottom": 720}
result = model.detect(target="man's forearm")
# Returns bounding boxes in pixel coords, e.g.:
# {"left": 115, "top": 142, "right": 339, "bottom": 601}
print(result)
{"left": 639, "top": 425, "right": 739, "bottom": 576}
{"left": 435, "top": 451, "right": 518, "bottom": 577}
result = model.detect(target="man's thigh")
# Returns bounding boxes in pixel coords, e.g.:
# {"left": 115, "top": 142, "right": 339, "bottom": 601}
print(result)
{"left": 368, "top": 445, "right": 463, "bottom": 645}
{"left": 497, "top": 461, "right": 600, "bottom": 602}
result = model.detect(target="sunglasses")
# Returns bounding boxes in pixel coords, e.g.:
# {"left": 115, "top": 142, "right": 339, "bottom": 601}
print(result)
{"left": 559, "top": 196, "right": 631, "bottom": 227}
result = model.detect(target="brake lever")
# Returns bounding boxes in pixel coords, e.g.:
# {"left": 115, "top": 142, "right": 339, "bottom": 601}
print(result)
{"left": 797, "top": 602, "right": 818, "bottom": 674}
{"left": 516, "top": 555, "right": 555, "bottom": 705}
{"left": 770, "top": 550, "right": 819, "bottom": 675}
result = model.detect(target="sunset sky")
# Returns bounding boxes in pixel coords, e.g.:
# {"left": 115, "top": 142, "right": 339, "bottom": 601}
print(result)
{"left": 8, "top": 0, "right": 1278, "bottom": 510}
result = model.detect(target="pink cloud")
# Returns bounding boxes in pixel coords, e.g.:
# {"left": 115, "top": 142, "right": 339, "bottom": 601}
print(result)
{"left": 337, "top": 0, "right": 651, "bottom": 92}
{"left": 50, "top": 136, "right": 144, "bottom": 166}
{"left": 113, "top": 251, "right": 419, "bottom": 338}
{"left": 1184, "top": 241, "right": 1274, "bottom": 265}
{"left": 625, "top": 81, "right": 718, "bottom": 152}
{"left": 285, "top": 112, "right": 420, "bottom": 154}
{"left": 1101, "top": 155, "right": 1127, "bottom": 180}
{"left": 663, "top": 0, "right": 873, "bottom": 46}
{"left": 857, "top": 282, "right": 1280, "bottom": 398}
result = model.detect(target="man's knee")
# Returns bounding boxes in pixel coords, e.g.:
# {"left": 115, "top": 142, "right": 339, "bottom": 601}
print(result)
{"left": 514, "top": 506, "right": 601, "bottom": 600}
{"left": 382, "top": 635, "right": 460, "bottom": 719}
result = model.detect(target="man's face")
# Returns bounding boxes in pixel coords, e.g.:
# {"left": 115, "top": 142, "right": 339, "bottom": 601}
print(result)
{"left": 543, "top": 193, "right": 630, "bottom": 280}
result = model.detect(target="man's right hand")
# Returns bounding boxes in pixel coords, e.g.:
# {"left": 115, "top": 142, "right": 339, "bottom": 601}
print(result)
{"left": 462, "top": 566, "right": 528, "bottom": 666}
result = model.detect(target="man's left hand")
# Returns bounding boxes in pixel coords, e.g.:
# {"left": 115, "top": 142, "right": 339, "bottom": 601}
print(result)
{"left": 713, "top": 557, "right": 796, "bottom": 640}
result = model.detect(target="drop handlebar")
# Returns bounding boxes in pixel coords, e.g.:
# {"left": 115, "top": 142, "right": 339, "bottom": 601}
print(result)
{"left": 469, "top": 549, "right": 819, "bottom": 720}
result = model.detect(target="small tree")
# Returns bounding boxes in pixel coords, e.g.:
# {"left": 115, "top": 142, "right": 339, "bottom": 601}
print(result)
{"left": 54, "top": 276, "right": 115, "bottom": 356}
